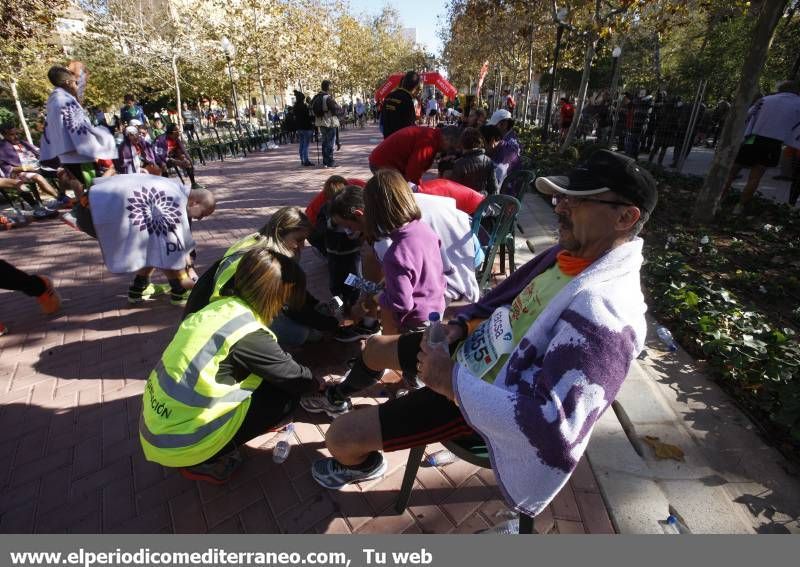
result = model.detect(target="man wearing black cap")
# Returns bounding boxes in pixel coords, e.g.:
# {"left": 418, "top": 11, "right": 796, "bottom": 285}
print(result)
{"left": 309, "top": 149, "right": 658, "bottom": 530}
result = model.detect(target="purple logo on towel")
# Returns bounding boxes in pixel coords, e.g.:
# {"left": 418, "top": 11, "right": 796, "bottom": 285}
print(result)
{"left": 61, "top": 101, "right": 90, "bottom": 136}
{"left": 505, "top": 311, "right": 637, "bottom": 473}
{"left": 126, "top": 186, "right": 182, "bottom": 237}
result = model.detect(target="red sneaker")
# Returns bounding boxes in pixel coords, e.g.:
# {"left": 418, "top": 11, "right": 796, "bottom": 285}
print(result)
{"left": 0, "top": 322, "right": 7, "bottom": 336}
{"left": 35, "top": 276, "right": 61, "bottom": 315}
{"left": 179, "top": 448, "right": 242, "bottom": 485}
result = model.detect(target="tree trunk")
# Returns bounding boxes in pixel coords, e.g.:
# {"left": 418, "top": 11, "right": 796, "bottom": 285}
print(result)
{"left": 523, "top": 33, "right": 534, "bottom": 124}
{"left": 171, "top": 54, "right": 183, "bottom": 130}
{"left": 559, "top": 32, "right": 598, "bottom": 153}
{"left": 10, "top": 77, "right": 33, "bottom": 145}
{"left": 560, "top": 0, "right": 605, "bottom": 153}
{"left": 690, "top": 0, "right": 789, "bottom": 224}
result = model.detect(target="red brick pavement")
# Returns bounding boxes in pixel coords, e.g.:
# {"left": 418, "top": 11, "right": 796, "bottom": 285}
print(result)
{"left": 0, "top": 124, "right": 615, "bottom": 534}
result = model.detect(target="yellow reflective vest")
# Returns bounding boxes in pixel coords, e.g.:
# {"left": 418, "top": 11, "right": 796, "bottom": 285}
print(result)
{"left": 139, "top": 296, "right": 275, "bottom": 467}
{"left": 209, "top": 232, "right": 263, "bottom": 302}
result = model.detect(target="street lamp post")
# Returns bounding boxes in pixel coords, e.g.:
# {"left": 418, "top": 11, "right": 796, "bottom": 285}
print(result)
{"left": 492, "top": 65, "right": 499, "bottom": 111}
{"left": 609, "top": 46, "right": 622, "bottom": 94}
{"left": 542, "top": 7, "right": 569, "bottom": 143}
{"left": 608, "top": 46, "right": 623, "bottom": 148}
{"left": 252, "top": 7, "right": 272, "bottom": 128}
{"left": 220, "top": 37, "right": 241, "bottom": 129}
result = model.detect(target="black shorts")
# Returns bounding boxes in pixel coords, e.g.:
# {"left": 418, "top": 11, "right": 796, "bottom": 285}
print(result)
{"left": 378, "top": 332, "right": 476, "bottom": 452}
{"left": 735, "top": 135, "right": 782, "bottom": 168}
{"left": 428, "top": 109, "right": 438, "bottom": 117}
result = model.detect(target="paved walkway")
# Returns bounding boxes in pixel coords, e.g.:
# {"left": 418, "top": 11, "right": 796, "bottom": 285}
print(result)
{"left": 661, "top": 145, "right": 796, "bottom": 207}
{"left": 0, "top": 125, "right": 614, "bottom": 534}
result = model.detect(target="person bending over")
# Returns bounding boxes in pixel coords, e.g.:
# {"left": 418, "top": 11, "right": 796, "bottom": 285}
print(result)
{"left": 139, "top": 248, "right": 318, "bottom": 484}
{"left": 183, "top": 207, "right": 339, "bottom": 348}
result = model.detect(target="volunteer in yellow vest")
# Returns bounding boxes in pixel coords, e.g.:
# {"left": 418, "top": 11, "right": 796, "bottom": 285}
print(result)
{"left": 183, "top": 207, "right": 339, "bottom": 347}
{"left": 140, "top": 247, "right": 319, "bottom": 484}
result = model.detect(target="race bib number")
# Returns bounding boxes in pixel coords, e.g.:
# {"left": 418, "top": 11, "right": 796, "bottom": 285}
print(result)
{"left": 456, "top": 306, "right": 515, "bottom": 380}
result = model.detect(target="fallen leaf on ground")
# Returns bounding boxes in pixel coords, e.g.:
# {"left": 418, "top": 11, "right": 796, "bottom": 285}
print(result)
{"left": 642, "top": 436, "right": 685, "bottom": 461}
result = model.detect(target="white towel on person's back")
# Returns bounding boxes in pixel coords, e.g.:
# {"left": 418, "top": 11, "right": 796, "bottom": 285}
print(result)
{"left": 89, "top": 174, "right": 194, "bottom": 273}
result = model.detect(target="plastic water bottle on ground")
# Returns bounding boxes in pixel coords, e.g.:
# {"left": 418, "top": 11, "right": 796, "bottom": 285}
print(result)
{"left": 272, "top": 424, "right": 294, "bottom": 464}
{"left": 656, "top": 326, "right": 678, "bottom": 352}
{"left": 426, "top": 449, "right": 457, "bottom": 467}
{"left": 427, "top": 312, "right": 448, "bottom": 352}
{"left": 659, "top": 515, "right": 690, "bottom": 534}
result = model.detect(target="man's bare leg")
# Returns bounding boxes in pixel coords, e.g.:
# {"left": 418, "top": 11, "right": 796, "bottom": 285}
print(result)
{"left": 722, "top": 164, "right": 743, "bottom": 196}
{"left": 737, "top": 164, "right": 767, "bottom": 206}
{"left": 325, "top": 406, "right": 383, "bottom": 465}
{"left": 32, "top": 174, "right": 59, "bottom": 200}
{"left": 362, "top": 334, "right": 402, "bottom": 372}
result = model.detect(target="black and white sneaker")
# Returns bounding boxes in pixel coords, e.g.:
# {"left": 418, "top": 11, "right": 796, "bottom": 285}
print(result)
{"left": 300, "top": 389, "right": 352, "bottom": 418}
{"left": 312, "top": 452, "right": 387, "bottom": 490}
{"left": 334, "top": 320, "right": 380, "bottom": 343}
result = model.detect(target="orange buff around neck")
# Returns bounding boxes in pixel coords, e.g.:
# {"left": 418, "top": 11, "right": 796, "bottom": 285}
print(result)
{"left": 556, "top": 250, "right": 592, "bottom": 276}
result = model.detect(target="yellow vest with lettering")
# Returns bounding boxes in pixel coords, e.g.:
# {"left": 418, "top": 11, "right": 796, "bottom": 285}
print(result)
{"left": 139, "top": 296, "right": 274, "bottom": 467}
{"left": 209, "top": 232, "right": 263, "bottom": 302}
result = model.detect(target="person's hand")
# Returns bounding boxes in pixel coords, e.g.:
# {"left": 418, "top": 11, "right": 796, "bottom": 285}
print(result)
{"left": 417, "top": 333, "right": 456, "bottom": 400}
{"left": 350, "top": 301, "right": 367, "bottom": 322}
{"left": 360, "top": 293, "right": 378, "bottom": 311}
{"left": 312, "top": 373, "right": 327, "bottom": 392}
{"left": 445, "top": 321, "right": 466, "bottom": 345}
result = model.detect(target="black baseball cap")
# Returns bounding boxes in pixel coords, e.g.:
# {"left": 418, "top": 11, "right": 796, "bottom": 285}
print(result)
{"left": 535, "top": 149, "right": 658, "bottom": 213}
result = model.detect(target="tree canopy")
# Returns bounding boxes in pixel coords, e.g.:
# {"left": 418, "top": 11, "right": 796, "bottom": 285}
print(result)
{"left": 0, "top": 0, "right": 428, "bottom": 112}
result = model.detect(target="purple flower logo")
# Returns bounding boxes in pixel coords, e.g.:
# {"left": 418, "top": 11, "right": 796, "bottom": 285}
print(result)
{"left": 126, "top": 186, "right": 183, "bottom": 236}
{"left": 61, "top": 101, "right": 90, "bottom": 136}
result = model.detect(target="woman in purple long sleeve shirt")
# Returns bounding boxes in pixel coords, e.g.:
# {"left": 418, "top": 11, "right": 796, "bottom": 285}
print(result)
{"left": 364, "top": 170, "right": 445, "bottom": 333}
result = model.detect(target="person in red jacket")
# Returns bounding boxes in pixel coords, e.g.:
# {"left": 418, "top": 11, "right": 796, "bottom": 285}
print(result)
{"left": 368, "top": 126, "right": 459, "bottom": 184}
{"left": 305, "top": 176, "right": 366, "bottom": 226}
{"left": 559, "top": 97, "right": 575, "bottom": 143}
{"left": 415, "top": 178, "right": 485, "bottom": 215}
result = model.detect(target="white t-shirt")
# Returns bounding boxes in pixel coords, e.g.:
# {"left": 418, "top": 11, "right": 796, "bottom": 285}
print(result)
{"left": 744, "top": 92, "right": 800, "bottom": 148}
{"left": 373, "top": 193, "right": 479, "bottom": 302}
{"left": 426, "top": 99, "right": 439, "bottom": 113}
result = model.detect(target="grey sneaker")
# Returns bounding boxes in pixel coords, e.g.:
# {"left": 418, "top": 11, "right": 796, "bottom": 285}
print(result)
{"left": 334, "top": 320, "right": 380, "bottom": 343}
{"left": 312, "top": 453, "right": 387, "bottom": 489}
{"left": 300, "top": 389, "right": 351, "bottom": 418}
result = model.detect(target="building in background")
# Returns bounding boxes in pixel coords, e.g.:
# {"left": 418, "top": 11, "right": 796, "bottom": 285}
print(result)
{"left": 55, "top": 2, "right": 89, "bottom": 56}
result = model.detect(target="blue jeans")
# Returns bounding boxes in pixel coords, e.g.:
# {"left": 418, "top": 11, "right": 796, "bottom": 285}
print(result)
{"left": 320, "top": 126, "right": 336, "bottom": 165}
{"left": 298, "top": 129, "right": 312, "bottom": 164}
{"left": 270, "top": 312, "right": 311, "bottom": 348}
